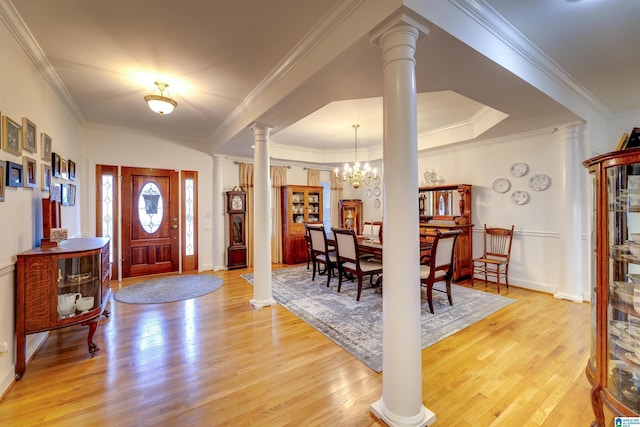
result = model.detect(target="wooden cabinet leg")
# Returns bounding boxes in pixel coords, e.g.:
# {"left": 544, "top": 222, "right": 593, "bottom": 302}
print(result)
{"left": 82, "top": 319, "right": 100, "bottom": 356}
{"left": 590, "top": 383, "right": 605, "bottom": 427}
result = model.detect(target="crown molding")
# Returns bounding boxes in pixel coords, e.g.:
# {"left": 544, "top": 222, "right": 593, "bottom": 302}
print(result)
{"left": 446, "top": 0, "right": 610, "bottom": 119}
{"left": 0, "top": 0, "right": 85, "bottom": 122}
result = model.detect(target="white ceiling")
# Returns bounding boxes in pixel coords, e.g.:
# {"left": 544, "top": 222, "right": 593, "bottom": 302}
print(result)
{"left": 6, "top": 0, "right": 640, "bottom": 164}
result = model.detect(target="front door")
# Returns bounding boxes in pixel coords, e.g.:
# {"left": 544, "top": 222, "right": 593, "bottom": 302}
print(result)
{"left": 122, "top": 167, "right": 179, "bottom": 277}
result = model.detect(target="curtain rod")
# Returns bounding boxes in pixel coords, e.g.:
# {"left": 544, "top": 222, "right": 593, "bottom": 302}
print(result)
{"left": 233, "top": 161, "right": 291, "bottom": 169}
{"left": 303, "top": 167, "right": 335, "bottom": 172}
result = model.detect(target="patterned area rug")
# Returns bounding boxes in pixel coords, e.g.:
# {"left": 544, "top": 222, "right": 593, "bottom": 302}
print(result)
{"left": 243, "top": 266, "right": 515, "bottom": 372}
{"left": 114, "top": 274, "right": 223, "bottom": 304}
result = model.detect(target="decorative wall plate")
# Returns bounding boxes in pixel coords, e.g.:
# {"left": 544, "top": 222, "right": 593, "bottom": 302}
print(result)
{"left": 510, "top": 162, "right": 529, "bottom": 177}
{"left": 374, "top": 198, "right": 381, "bottom": 208}
{"left": 528, "top": 174, "right": 551, "bottom": 191}
{"left": 374, "top": 176, "right": 381, "bottom": 186}
{"left": 511, "top": 190, "right": 529, "bottom": 205}
{"left": 366, "top": 188, "right": 372, "bottom": 198}
{"left": 492, "top": 178, "right": 511, "bottom": 193}
{"left": 374, "top": 186, "right": 381, "bottom": 197}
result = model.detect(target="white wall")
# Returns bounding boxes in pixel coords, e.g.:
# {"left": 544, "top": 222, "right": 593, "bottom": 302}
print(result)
{"left": 82, "top": 126, "right": 215, "bottom": 273}
{"left": 416, "top": 128, "right": 583, "bottom": 294}
{"left": 0, "top": 21, "right": 83, "bottom": 395}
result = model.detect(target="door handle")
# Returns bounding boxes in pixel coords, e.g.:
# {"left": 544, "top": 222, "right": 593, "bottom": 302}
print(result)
{"left": 172, "top": 225, "right": 178, "bottom": 229}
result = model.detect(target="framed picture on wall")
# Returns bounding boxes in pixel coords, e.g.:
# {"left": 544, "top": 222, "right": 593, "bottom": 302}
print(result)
{"left": 6, "top": 161, "right": 23, "bottom": 187}
{"left": 50, "top": 183, "right": 61, "bottom": 203}
{"left": 61, "top": 158, "right": 68, "bottom": 180}
{"left": 22, "top": 117, "right": 37, "bottom": 153}
{"left": 2, "top": 115, "right": 22, "bottom": 156}
{"left": 68, "top": 160, "right": 76, "bottom": 180}
{"left": 41, "top": 133, "right": 52, "bottom": 162}
{"left": 0, "top": 160, "right": 5, "bottom": 202}
{"left": 41, "top": 163, "right": 51, "bottom": 191}
{"left": 61, "top": 183, "right": 70, "bottom": 206}
{"left": 52, "top": 152, "right": 61, "bottom": 178}
{"left": 22, "top": 156, "right": 37, "bottom": 189}
{"left": 69, "top": 183, "right": 76, "bottom": 206}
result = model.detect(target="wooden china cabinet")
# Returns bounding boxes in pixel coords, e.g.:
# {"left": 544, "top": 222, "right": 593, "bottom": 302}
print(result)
{"left": 418, "top": 184, "right": 473, "bottom": 281}
{"left": 281, "top": 185, "right": 323, "bottom": 264}
{"left": 15, "top": 237, "right": 111, "bottom": 379}
{"left": 339, "top": 199, "right": 363, "bottom": 234}
{"left": 583, "top": 148, "right": 640, "bottom": 425}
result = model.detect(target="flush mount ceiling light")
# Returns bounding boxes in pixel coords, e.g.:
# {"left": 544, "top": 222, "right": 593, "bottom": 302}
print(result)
{"left": 144, "top": 81, "right": 177, "bottom": 115}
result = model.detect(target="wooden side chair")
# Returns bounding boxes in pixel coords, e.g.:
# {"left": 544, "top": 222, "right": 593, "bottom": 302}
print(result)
{"left": 361, "top": 221, "right": 382, "bottom": 243}
{"left": 420, "top": 229, "right": 461, "bottom": 313}
{"left": 306, "top": 224, "right": 337, "bottom": 286}
{"left": 332, "top": 227, "right": 383, "bottom": 301}
{"left": 471, "top": 224, "right": 515, "bottom": 293}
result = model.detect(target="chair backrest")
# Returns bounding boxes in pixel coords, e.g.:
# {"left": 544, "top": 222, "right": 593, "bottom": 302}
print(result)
{"left": 307, "top": 226, "right": 328, "bottom": 253}
{"left": 331, "top": 227, "right": 359, "bottom": 264}
{"left": 422, "top": 229, "right": 461, "bottom": 275}
{"left": 482, "top": 224, "right": 515, "bottom": 262}
{"left": 361, "top": 221, "right": 382, "bottom": 241}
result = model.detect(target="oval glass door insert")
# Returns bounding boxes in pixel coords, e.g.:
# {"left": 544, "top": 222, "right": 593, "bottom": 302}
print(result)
{"left": 138, "top": 182, "right": 163, "bottom": 233}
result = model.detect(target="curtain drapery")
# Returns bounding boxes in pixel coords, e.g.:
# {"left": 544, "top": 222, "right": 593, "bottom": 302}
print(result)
{"left": 239, "top": 163, "right": 254, "bottom": 267}
{"left": 330, "top": 173, "right": 343, "bottom": 232}
{"left": 270, "top": 166, "right": 287, "bottom": 263}
{"left": 307, "top": 168, "right": 320, "bottom": 187}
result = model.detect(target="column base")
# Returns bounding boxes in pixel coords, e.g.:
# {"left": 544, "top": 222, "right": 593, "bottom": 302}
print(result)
{"left": 370, "top": 398, "right": 436, "bottom": 427}
{"left": 250, "top": 298, "right": 277, "bottom": 309}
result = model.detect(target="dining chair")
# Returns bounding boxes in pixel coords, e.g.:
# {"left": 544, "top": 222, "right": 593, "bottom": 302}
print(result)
{"left": 420, "top": 229, "right": 461, "bottom": 313}
{"left": 332, "top": 227, "right": 383, "bottom": 301}
{"left": 306, "top": 224, "right": 337, "bottom": 287}
{"left": 361, "top": 221, "right": 382, "bottom": 242}
{"left": 471, "top": 224, "right": 515, "bottom": 293}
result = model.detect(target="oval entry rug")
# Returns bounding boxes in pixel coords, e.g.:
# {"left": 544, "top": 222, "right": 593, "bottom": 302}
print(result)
{"left": 114, "top": 274, "right": 223, "bottom": 304}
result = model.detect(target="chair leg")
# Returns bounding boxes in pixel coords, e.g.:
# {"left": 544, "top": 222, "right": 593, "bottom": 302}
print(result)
{"left": 337, "top": 266, "right": 343, "bottom": 293}
{"left": 326, "top": 264, "right": 332, "bottom": 287}
{"left": 505, "top": 266, "right": 509, "bottom": 289}
{"left": 426, "top": 283, "right": 434, "bottom": 314}
{"left": 484, "top": 262, "right": 488, "bottom": 287}
{"left": 311, "top": 259, "right": 317, "bottom": 281}
{"left": 446, "top": 279, "right": 453, "bottom": 306}
{"left": 356, "top": 275, "right": 363, "bottom": 301}
{"left": 496, "top": 268, "right": 501, "bottom": 293}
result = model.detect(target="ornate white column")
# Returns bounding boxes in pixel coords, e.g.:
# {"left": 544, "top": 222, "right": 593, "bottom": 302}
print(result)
{"left": 250, "top": 123, "right": 276, "bottom": 309}
{"left": 555, "top": 123, "right": 586, "bottom": 302}
{"left": 370, "top": 15, "right": 434, "bottom": 427}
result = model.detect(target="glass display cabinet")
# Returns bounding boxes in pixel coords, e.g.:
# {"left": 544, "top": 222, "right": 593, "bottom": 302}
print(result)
{"left": 584, "top": 149, "right": 640, "bottom": 425}
{"left": 281, "top": 185, "right": 323, "bottom": 264}
{"left": 15, "top": 237, "right": 111, "bottom": 379}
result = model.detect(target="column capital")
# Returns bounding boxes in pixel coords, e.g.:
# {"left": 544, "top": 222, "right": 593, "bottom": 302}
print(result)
{"left": 369, "top": 12, "right": 430, "bottom": 48}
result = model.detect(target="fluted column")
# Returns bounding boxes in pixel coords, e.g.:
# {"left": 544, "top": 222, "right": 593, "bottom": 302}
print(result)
{"left": 250, "top": 123, "right": 276, "bottom": 309}
{"left": 555, "top": 123, "right": 586, "bottom": 302}
{"left": 370, "top": 16, "right": 434, "bottom": 427}
{"left": 212, "top": 154, "right": 226, "bottom": 271}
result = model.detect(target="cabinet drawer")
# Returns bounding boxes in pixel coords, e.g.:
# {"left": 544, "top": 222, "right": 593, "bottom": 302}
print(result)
{"left": 290, "top": 224, "right": 305, "bottom": 235}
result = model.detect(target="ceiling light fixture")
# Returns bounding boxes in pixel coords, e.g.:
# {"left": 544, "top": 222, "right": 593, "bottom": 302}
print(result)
{"left": 335, "top": 124, "right": 376, "bottom": 189}
{"left": 144, "top": 81, "right": 177, "bottom": 115}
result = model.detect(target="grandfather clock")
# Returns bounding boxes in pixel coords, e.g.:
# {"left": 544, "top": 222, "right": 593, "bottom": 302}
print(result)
{"left": 226, "top": 187, "right": 247, "bottom": 269}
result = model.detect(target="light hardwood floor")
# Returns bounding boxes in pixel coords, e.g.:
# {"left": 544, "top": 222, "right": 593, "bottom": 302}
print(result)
{"left": 0, "top": 265, "right": 596, "bottom": 426}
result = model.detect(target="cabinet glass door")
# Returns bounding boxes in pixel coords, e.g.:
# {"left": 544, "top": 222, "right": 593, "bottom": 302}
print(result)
{"left": 307, "top": 191, "right": 321, "bottom": 223}
{"left": 57, "top": 253, "right": 101, "bottom": 320}
{"left": 606, "top": 164, "right": 640, "bottom": 411}
{"left": 291, "top": 191, "right": 305, "bottom": 224}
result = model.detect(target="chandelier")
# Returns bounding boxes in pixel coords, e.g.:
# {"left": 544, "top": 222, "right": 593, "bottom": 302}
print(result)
{"left": 335, "top": 124, "right": 377, "bottom": 189}
{"left": 144, "top": 81, "right": 178, "bottom": 115}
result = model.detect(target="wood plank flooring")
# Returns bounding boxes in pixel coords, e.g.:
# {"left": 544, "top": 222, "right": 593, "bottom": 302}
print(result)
{"left": 0, "top": 265, "right": 595, "bottom": 426}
